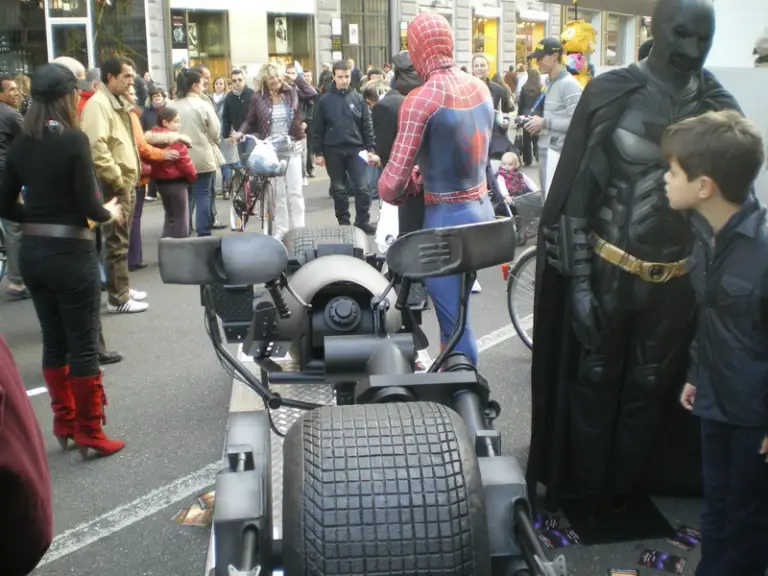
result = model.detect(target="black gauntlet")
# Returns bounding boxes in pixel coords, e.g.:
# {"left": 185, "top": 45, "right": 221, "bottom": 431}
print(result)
{"left": 544, "top": 215, "right": 593, "bottom": 277}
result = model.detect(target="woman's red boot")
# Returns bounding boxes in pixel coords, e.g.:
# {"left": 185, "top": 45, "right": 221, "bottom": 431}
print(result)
{"left": 70, "top": 372, "right": 125, "bottom": 459}
{"left": 43, "top": 365, "right": 75, "bottom": 450}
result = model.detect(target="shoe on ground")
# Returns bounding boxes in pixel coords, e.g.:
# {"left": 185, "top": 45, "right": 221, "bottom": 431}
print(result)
{"left": 303, "top": 177, "right": 309, "bottom": 186}
{"left": 107, "top": 299, "right": 149, "bottom": 314}
{"left": 99, "top": 351, "right": 124, "bottom": 365}
{"left": 357, "top": 222, "right": 377, "bottom": 235}
{"left": 128, "top": 263, "right": 147, "bottom": 272}
{"left": 145, "top": 196, "right": 158, "bottom": 202}
{"left": 212, "top": 222, "right": 227, "bottom": 230}
{"left": 472, "top": 280, "right": 482, "bottom": 293}
{"left": 307, "top": 170, "right": 315, "bottom": 178}
{"left": 129, "top": 288, "right": 147, "bottom": 301}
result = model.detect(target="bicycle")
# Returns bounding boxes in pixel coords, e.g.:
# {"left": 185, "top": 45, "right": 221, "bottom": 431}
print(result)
{"left": 0, "top": 219, "right": 7, "bottom": 282}
{"left": 228, "top": 134, "right": 295, "bottom": 235}
{"left": 500, "top": 191, "right": 544, "bottom": 351}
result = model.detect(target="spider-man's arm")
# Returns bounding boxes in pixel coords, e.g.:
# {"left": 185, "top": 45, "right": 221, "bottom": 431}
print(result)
{"left": 378, "top": 88, "right": 439, "bottom": 205}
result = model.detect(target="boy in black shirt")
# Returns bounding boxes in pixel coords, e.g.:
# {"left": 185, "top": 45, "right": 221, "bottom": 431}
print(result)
{"left": 662, "top": 110, "right": 768, "bottom": 576}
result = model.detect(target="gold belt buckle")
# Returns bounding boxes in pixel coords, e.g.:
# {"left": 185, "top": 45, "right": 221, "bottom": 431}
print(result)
{"left": 638, "top": 260, "right": 687, "bottom": 283}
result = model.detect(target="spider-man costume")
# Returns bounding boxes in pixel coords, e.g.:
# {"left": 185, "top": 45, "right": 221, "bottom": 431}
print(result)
{"left": 379, "top": 12, "right": 495, "bottom": 364}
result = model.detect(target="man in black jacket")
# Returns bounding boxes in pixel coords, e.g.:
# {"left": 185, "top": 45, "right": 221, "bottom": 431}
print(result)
{"left": 371, "top": 51, "right": 424, "bottom": 237}
{"left": 222, "top": 68, "right": 254, "bottom": 162}
{"left": 312, "top": 60, "right": 377, "bottom": 234}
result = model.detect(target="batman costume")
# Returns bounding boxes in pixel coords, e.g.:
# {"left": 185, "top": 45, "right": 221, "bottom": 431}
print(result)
{"left": 527, "top": 0, "right": 743, "bottom": 542}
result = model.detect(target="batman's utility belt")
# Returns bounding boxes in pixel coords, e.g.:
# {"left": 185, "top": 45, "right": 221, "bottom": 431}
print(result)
{"left": 590, "top": 233, "right": 689, "bottom": 284}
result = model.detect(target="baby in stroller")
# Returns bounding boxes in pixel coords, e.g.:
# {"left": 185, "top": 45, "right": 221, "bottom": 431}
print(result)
{"left": 488, "top": 152, "right": 537, "bottom": 244}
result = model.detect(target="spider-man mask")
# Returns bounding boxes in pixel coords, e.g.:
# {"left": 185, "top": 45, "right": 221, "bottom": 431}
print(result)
{"left": 406, "top": 13, "right": 455, "bottom": 79}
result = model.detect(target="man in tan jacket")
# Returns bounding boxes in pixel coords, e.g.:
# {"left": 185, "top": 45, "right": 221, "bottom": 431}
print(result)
{"left": 81, "top": 55, "right": 149, "bottom": 314}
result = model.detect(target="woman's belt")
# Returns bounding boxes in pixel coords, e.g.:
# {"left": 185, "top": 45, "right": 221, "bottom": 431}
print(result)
{"left": 424, "top": 182, "right": 487, "bottom": 206}
{"left": 22, "top": 223, "right": 95, "bottom": 241}
{"left": 590, "top": 233, "right": 689, "bottom": 284}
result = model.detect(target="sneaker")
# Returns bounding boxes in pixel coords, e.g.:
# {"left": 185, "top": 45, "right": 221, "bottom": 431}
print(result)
{"left": 472, "top": 280, "right": 482, "bottom": 293}
{"left": 303, "top": 177, "right": 309, "bottom": 186}
{"left": 129, "top": 288, "right": 147, "bottom": 301}
{"left": 107, "top": 299, "right": 149, "bottom": 314}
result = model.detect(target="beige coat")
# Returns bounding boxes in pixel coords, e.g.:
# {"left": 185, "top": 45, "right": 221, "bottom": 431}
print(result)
{"left": 172, "top": 92, "right": 221, "bottom": 174}
{"left": 81, "top": 83, "right": 140, "bottom": 189}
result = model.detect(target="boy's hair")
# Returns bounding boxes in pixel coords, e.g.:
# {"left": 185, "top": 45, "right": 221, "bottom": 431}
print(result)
{"left": 156, "top": 106, "right": 178, "bottom": 127}
{"left": 332, "top": 60, "right": 349, "bottom": 75}
{"left": 661, "top": 110, "right": 765, "bottom": 204}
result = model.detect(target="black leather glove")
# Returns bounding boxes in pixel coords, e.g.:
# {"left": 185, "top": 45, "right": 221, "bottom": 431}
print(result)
{"left": 545, "top": 215, "right": 601, "bottom": 350}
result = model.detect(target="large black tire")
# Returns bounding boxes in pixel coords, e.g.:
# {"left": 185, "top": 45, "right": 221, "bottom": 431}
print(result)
{"left": 283, "top": 226, "right": 372, "bottom": 266}
{"left": 283, "top": 402, "right": 490, "bottom": 576}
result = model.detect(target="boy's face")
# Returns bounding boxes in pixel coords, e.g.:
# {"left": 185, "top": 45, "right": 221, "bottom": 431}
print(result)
{"left": 664, "top": 158, "right": 709, "bottom": 210}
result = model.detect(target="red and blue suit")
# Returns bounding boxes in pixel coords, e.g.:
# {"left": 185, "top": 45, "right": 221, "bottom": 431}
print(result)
{"left": 379, "top": 12, "right": 495, "bottom": 364}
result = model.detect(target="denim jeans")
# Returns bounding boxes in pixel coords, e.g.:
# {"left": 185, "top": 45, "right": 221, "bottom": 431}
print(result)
{"left": 189, "top": 171, "right": 214, "bottom": 236}
{"left": 422, "top": 196, "right": 494, "bottom": 365}
{"left": 325, "top": 147, "right": 371, "bottom": 226}
{"left": 367, "top": 164, "right": 382, "bottom": 200}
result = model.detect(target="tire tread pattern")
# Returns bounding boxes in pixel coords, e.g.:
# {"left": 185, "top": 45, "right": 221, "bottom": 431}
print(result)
{"left": 283, "top": 402, "right": 488, "bottom": 576}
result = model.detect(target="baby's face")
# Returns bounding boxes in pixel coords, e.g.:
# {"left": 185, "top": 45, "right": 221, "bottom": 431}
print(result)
{"left": 502, "top": 160, "right": 517, "bottom": 171}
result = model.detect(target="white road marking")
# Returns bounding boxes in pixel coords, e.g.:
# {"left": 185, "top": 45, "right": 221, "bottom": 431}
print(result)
{"left": 38, "top": 462, "right": 220, "bottom": 567}
{"left": 26, "top": 386, "right": 47, "bottom": 397}
{"left": 477, "top": 314, "right": 533, "bottom": 353}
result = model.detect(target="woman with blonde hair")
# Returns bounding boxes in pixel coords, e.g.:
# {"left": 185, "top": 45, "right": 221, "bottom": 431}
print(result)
{"left": 233, "top": 63, "right": 316, "bottom": 240}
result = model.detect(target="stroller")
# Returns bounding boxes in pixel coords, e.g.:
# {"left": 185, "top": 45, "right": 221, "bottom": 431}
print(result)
{"left": 486, "top": 162, "right": 542, "bottom": 246}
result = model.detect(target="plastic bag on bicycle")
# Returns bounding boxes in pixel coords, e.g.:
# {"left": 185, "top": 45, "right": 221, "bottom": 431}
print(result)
{"left": 247, "top": 139, "right": 282, "bottom": 176}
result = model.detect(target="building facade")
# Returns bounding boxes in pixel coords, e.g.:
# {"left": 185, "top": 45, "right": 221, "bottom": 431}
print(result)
{"left": 0, "top": 0, "right": 153, "bottom": 77}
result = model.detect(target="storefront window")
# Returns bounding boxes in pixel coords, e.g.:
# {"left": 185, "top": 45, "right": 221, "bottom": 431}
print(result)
{"left": 472, "top": 15, "right": 499, "bottom": 76}
{"left": 0, "top": 1, "right": 47, "bottom": 74}
{"left": 186, "top": 10, "right": 230, "bottom": 79}
{"left": 266, "top": 14, "right": 314, "bottom": 73}
{"left": 340, "top": 0, "right": 389, "bottom": 70}
{"left": 605, "top": 12, "right": 635, "bottom": 66}
{"left": 92, "top": 0, "right": 149, "bottom": 74}
{"left": 51, "top": 23, "right": 88, "bottom": 66}
{"left": 516, "top": 20, "right": 545, "bottom": 69}
{"left": 48, "top": 0, "right": 87, "bottom": 19}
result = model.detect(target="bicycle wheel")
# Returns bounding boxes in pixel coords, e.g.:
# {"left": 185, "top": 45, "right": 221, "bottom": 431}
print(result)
{"left": 259, "top": 179, "right": 275, "bottom": 236}
{"left": 506, "top": 245, "right": 537, "bottom": 350}
{"left": 229, "top": 170, "right": 249, "bottom": 231}
{"left": 0, "top": 222, "right": 6, "bottom": 282}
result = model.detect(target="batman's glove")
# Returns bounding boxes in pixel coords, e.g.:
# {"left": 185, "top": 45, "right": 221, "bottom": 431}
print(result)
{"left": 545, "top": 215, "right": 601, "bottom": 350}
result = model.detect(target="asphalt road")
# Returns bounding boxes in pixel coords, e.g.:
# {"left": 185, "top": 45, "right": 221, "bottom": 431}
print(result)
{"left": 1, "top": 168, "right": 704, "bottom": 576}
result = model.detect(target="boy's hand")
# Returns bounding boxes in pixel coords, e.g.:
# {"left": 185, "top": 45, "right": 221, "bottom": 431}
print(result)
{"left": 760, "top": 435, "right": 768, "bottom": 463}
{"left": 680, "top": 383, "right": 696, "bottom": 411}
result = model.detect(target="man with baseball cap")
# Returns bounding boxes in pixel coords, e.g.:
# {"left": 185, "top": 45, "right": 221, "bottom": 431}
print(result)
{"left": 523, "top": 37, "right": 582, "bottom": 196}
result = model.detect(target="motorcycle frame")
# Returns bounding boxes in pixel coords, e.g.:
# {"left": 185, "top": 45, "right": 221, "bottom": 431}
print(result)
{"left": 204, "top": 267, "right": 567, "bottom": 576}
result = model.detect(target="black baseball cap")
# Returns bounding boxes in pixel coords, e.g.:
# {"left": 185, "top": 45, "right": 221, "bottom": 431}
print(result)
{"left": 528, "top": 37, "right": 564, "bottom": 59}
{"left": 30, "top": 63, "right": 78, "bottom": 103}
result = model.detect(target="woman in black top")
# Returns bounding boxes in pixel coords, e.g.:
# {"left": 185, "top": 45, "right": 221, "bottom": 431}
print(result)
{"left": 0, "top": 63, "right": 125, "bottom": 460}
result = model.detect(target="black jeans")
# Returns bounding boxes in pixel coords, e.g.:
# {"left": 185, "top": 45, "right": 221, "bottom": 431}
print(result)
{"left": 21, "top": 235, "right": 101, "bottom": 378}
{"left": 325, "top": 147, "right": 371, "bottom": 226}
{"left": 696, "top": 418, "right": 768, "bottom": 576}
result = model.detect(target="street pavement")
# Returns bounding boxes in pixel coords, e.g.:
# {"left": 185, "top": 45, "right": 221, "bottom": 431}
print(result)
{"left": 1, "top": 167, "right": 703, "bottom": 576}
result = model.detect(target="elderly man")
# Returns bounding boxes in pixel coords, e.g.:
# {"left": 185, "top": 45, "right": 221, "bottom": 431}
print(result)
{"left": 81, "top": 55, "right": 148, "bottom": 314}
{"left": 51, "top": 58, "right": 124, "bottom": 365}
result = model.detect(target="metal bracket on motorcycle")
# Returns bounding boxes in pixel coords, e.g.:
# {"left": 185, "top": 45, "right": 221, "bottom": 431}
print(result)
{"left": 227, "top": 566, "right": 260, "bottom": 576}
{"left": 536, "top": 553, "right": 567, "bottom": 576}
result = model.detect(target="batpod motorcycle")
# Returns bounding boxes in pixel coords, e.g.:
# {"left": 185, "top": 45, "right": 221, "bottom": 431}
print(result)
{"left": 157, "top": 220, "right": 567, "bottom": 576}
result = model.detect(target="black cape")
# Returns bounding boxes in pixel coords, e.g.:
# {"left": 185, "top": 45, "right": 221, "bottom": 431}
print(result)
{"left": 527, "top": 64, "right": 742, "bottom": 508}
